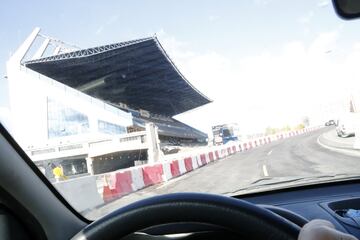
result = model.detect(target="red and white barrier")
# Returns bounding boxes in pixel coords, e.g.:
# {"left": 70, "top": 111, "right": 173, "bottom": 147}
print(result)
{"left": 130, "top": 166, "right": 145, "bottom": 191}
{"left": 178, "top": 158, "right": 187, "bottom": 174}
{"left": 170, "top": 160, "right": 181, "bottom": 177}
{"left": 208, "top": 151, "right": 215, "bottom": 161}
{"left": 98, "top": 125, "right": 323, "bottom": 203}
{"left": 191, "top": 156, "right": 199, "bottom": 169}
{"left": 162, "top": 161, "right": 172, "bottom": 181}
{"left": 184, "top": 157, "right": 194, "bottom": 171}
{"left": 142, "top": 164, "right": 163, "bottom": 186}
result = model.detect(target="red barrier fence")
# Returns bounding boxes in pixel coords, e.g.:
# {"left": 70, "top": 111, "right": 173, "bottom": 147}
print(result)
{"left": 208, "top": 152, "right": 214, "bottom": 161}
{"left": 200, "top": 154, "right": 207, "bottom": 165}
{"left": 100, "top": 126, "right": 322, "bottom": 203}
{"left": 142, "top": 164, "right": 163, "bottom": 186}
{"left": 170, "top": 160, "right": 180, "bottom": 178}
{"left": 184, "top": 157, "right": 193, "bottom": 171}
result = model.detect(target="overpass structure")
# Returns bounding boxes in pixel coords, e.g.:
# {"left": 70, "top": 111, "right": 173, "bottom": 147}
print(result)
{"left": 4, "top": 28, "right": 211, "bottom": 178}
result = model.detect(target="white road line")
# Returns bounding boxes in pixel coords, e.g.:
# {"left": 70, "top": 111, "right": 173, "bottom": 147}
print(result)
{"left": 262, "top": 164, "right": 269, "bottom": 177}
{"left": 267, "top": 150, "right": 273, "bottom": 156}
{"left": 317, "top": 135, "right": 360, "bottom": 157}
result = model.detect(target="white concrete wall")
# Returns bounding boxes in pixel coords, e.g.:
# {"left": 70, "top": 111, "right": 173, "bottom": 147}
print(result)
{"left": 5, "top": 64, "right": 132, "bottom": 149}
{"left": 54, "top": 175, "right": 104, "bottom": 212}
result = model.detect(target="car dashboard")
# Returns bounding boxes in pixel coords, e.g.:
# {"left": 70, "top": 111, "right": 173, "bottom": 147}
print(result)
{"left": 123, "top": 180, "right": 360, "bottom": 240}
{"left": 242, "top": 180, "right": 360, "bottom": 238}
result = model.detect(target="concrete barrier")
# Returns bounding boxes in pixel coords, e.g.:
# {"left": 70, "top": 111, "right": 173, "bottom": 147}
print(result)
{"left": 208, "top": 151, "right": 214, "bottom": 161}
{"left": 215, "top": 150, "right": 220, "bottom": 159}
{"left": 184, "top": 157, "right": 193, "bottom": 172}
{"left": 142, "top": 164, "right": 163, "bottom": 186}
{"left": 178, "top": 158, "right": 187, "bottom": 174}
{"left": 54, "top": 175, "right": 104, "bottom": 212}
{"left": 243, "top": 143, "right": 248, "bottom": 151}
{"left": 232, "top": 145, "right": 237, "bottom": 153}
{"left": 227, "top": 147, "right": 231, "bottom": 155}
{"left": 195, "top": 155, "right": 203, "bottom": 167}
{"left": 102, "top": 173, "right": 117, "bottom": 202}
{"left": 170, "top": 160, "right": 181, "bottom": 177}
{"left": 85, "top": 125, "right": 323, "bottom": 205}
{"left": 113, "top": 170, "right": 133, "bottom": 198}
{"left": 222, "top": 148, "right": 228, "bottom": 157}
{"left": 199, "top": 154, "right": 207, "bottom": 165}
{"left": 191, "top": 156, "right": 199, "bottom": 169}
{"left": 130, "top": 166, "right": 145, "bottom": 191}
{"left": 162, "top": 161, "right": 172, "bottom": 181}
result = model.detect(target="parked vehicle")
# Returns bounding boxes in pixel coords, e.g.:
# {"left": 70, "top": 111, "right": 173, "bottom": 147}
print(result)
{"left": 336, "top": 114, "right": 356, "bottom": 137}
{"left": 212, "top": 124, "right": 239, "bottom": 145}
{"left": 325, "top": 120, "right": 336, "bottom": 126}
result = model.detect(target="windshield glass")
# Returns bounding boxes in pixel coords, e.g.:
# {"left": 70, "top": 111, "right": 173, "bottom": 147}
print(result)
{"left": 1, "top": 0, "right": 360, "bottom": 220}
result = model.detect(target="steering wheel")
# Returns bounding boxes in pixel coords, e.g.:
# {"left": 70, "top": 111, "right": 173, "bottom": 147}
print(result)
{"left": 72, "top": 193, "right": 301, "bottom": 240}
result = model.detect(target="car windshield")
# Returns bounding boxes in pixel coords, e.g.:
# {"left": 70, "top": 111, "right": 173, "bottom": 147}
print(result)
{"left": 1, "top": 0, "right": 360, "bottom": 220}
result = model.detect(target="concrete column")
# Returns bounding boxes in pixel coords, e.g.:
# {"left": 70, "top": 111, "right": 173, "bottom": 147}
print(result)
{"left": 8, "top": 27, "right": 40, "bottom": 64}
{"left": 86, "top": 156, "right": 94, "bottom": 175}
{"left": 146, "top": 123, "right": 161, "bottom": 164}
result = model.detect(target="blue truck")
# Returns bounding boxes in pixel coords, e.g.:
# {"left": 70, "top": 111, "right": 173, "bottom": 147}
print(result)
{"left": 212, "top": 124, "right": 239, "bottom": 145}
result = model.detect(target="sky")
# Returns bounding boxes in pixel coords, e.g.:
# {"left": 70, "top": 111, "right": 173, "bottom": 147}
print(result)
{"left": 1, "top": 0, "right": 360, "bottom": 135}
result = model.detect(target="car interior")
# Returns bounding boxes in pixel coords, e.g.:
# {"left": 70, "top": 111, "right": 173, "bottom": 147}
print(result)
{"left": 2, "top": 117, "right": 360, "bottom": 239}
{"left": 2, "top": 1, "right": 360, "bottom": 240}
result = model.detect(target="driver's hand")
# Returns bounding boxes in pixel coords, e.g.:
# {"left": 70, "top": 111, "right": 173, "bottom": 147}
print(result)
{"left": 298, "top": 219, "right": 358, "bottom": 240}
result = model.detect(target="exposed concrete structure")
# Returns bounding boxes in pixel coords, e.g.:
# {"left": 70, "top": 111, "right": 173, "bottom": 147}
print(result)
{"left": 2, "top": 27, "right": 208, "bottom": 178}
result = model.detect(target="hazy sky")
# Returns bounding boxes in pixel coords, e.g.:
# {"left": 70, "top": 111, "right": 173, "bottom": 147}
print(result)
{"left": 1, "top": 0, "right": 360, "bottom": 134}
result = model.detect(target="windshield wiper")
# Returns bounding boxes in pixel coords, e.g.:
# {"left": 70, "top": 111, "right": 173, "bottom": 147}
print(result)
{"left": 223, "top": 173, "right": 360, "bottom": 196}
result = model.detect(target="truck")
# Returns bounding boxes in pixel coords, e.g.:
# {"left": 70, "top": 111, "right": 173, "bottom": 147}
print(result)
{"left": 212, "top": 124, "right": 239, "bottom": 145}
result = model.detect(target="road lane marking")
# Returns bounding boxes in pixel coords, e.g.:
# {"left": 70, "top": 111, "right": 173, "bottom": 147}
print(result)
{"left": 262, "top": 164, "right": 269, "bottom": 177}
{"left": 267, "top": 150, "right": 273, "bottom": 156}
{"left": 317, "top": 135, "right": 360, "bottom": 157}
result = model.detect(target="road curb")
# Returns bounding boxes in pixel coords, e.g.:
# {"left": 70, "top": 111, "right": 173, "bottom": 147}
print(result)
{"left": 317, "top": 134, "right": 360, "bottom": 157}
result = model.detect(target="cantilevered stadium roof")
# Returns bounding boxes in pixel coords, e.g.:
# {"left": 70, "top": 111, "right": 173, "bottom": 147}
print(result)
{"left": 25, "top": 37, "right": 211, "bottom": 116}
{"left": 132, "top": 115, "right": 207, "bottom": 139}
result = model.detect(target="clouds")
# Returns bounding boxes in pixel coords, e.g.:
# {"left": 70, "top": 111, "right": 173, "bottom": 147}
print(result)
{"left": 308, "top": 30, "right": 338, "bottom": 55}
{"left": 157, "top": 28, "right": 357, "bottom": 134}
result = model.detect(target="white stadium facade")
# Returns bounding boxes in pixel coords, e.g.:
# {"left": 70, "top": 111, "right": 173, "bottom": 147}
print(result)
{"left": 2, "top": 28, "right": 211, "bottom": 179}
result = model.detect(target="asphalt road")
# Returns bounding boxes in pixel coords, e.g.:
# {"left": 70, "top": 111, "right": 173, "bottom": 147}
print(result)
{"left": 86, "top": 128, "right": 360, "bottom": 219}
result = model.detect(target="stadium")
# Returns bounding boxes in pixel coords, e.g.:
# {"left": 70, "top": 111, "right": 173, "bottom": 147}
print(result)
{"left": 4, "top": 28, "right": 211, "bottom": 179}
